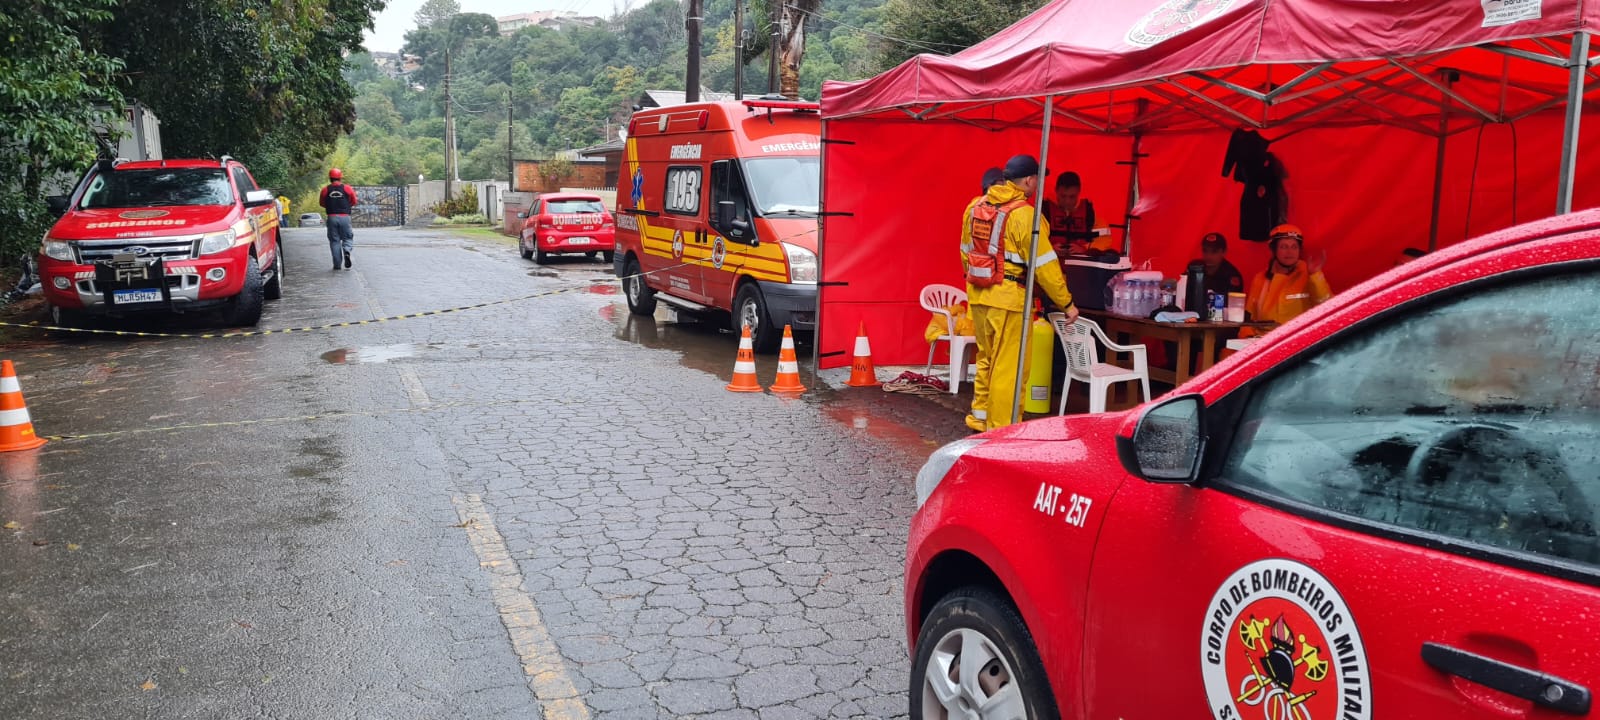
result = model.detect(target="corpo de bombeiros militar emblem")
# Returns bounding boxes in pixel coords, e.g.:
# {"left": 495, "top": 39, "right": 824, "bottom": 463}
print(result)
{"left": 1126, "top": 0, "right": 1239, "bottom": 48}
{"left": 1201, "top": 559, "right": 1371, "bottom": 720}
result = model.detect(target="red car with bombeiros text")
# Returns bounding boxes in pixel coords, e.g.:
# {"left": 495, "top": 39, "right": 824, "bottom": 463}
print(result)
{"left": 906, "top": 211, "right": 1600, "bottom": 719}
{"left": 517, "top": 192, "right": 616, "bottom": 265}
{"left": 38, "top": 157, "right": 285, "bottom": 327}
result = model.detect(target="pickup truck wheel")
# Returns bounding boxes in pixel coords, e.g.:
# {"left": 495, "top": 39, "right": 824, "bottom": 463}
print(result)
{"left": 910, "top": 587, "right": 1059, "bottom": 720}
{"left": 222, "top": 255, "right": 265, "bottom": 327}
{"left": 48, "top": 303, "right": 83, "bottom": 330}
{"left": 520, "top": 238, "right": 533, "bottom": 260}
{"left": 734, "top": 283, "right": 780, "bottom": 354}
{"left": 623, "top": 255, "right": 657, "bottom": 316}
{"left": 263, "top": 243, "right": 285, "bottom": 300}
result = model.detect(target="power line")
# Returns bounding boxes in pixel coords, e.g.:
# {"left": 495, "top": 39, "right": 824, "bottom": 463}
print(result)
{"left": 783, "top": 3, "right": 961, "bottom": 55}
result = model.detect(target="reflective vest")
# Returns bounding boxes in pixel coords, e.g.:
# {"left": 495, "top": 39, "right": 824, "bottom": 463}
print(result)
{"left": 964, "top": 199, "right": 1029, "bottom": 288}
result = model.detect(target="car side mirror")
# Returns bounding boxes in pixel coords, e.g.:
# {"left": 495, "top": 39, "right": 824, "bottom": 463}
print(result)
{"left": 45, "top": 195, "right": 70, "bottom": 218}
{"left": 1115, "top": 393, "right": 1205, "bottom": 483}
{"left": 243, "top": 189, "right": 276, "bottom": 207}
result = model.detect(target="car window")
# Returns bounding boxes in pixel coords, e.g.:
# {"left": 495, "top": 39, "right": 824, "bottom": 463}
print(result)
{"left": 1218, "top": 267, "right": 1600, "bottom": 569}
{"left": 663, "top": 166, "right": 702, "bottom": 216}
{"left": 231, "top": 166, "right": 257, "bottom": 194}
{"left": 710, "top": 160, "right": 753, "bottom": 239}
{"left": 546, "top": 200, "right": 604, "bottom": 213}
{"left": 80, "top": 169, "right": 234, "bottom": 208}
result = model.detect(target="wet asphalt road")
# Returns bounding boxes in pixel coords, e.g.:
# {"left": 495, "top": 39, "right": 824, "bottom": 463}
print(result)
{"left": 0, "top": 226, "right": 968, "bottom": 719}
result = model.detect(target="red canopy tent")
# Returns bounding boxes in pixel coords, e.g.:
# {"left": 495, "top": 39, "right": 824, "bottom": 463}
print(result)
{"left": 815, "top": 0, "right": 1600, "bottom": 372}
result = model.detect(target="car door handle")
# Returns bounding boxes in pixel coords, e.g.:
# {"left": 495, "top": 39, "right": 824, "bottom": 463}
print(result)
{"left": 1421, "top": 642, "right": 1591, "bottom": 715}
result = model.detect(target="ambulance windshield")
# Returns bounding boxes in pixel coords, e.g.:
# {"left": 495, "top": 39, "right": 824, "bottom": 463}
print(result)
{"left": 743, "top": 157, "right": 819, "bottom": 217}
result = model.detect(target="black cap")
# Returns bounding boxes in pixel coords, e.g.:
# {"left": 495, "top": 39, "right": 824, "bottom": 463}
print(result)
{"left": 1201, "top": 232, "right": 1227, "bottom": 251}
{"left": 980, "top": 168, "right": 1004, "bottom": 192}
{"left": 1003, "top": 154, "right": 1041, "bottom": 180}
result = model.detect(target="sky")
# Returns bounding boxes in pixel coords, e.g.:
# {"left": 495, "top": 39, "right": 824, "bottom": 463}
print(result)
{"left": 364, "top": 0, "right": 622, "bottom": 53}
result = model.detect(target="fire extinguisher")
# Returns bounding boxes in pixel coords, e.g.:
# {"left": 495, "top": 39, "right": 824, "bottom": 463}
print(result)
{"left": 1024, "top": 300, "right": 1054, "bottom": 415}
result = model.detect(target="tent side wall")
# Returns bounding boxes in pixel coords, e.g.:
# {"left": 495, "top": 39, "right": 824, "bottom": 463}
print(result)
{"left": 820, "top": 110, "right": 1600, "bottom": 370}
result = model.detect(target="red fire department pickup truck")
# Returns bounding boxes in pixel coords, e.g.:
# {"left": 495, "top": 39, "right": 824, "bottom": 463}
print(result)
{"left": 38, "top": 157, "right": 285, "bottom": 327}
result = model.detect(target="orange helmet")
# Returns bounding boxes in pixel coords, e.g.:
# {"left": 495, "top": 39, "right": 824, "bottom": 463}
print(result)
{"left": 1268, "top": 224, "right": 1304, "bottom": 249}
{"left": 328, "top": 168, "right": 343, "bottom": 180}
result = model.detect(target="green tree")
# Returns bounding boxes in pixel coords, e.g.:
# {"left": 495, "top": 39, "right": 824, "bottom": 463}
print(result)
{"left": 413, "top": 0, "right": 460, "bottom": 28}
{"left": 0, "top": 0, "right": 124, "bottom": 260}
{"left": 877, "top": 0, "right": 1045, "bottom": 70}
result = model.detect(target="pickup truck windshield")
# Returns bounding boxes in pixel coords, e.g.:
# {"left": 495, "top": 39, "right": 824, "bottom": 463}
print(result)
{"left": 743, "top": 157, "right": 819, "bottom": 216}
{"left": 80, "top": 169, "right": 235, "bottom": 209}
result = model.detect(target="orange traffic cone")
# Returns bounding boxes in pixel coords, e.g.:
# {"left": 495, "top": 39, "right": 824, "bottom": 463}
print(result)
{"left": 726, "top": 325, "right": 763, "bottom": 393}
{"left": 0, "top": 361, "right": 46, "bottom": 452}
{"left": 769, "top": 325, "right": 806, "bottom": 395}
{"left": 846, "top": 323, "right": 879, "bottom": 387}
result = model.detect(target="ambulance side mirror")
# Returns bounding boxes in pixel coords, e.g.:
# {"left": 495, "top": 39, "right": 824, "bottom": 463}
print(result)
{"left": 716, "top": 200, "right": 735, "bottom": 228}
{"left": 717, "top": 200, "right": 755, "bottom": 244}
{"left": 1115, "top": 394, "right": 1206, "bottom": 483}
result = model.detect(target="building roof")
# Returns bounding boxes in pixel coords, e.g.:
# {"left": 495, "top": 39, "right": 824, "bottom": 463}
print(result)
{"left": 638, "top": 89, "right": 732, "bottom": 109}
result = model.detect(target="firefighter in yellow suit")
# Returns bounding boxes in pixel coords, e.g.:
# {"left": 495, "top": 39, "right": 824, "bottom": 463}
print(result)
{"left": 962, "top": 155, "right": 1078, "bottom": 432}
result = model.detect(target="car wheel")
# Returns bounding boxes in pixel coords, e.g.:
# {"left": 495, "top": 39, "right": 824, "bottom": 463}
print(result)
{"left": 734, "top": 283, "right": 780, "bottom": 354}
{"left": 48, "top": 303, "right": 83, "bottom": 330}
{"left": 623, "top": 255, "right": 657, "bottom": 316}
{"left": 221, "top": 255, "right": 265, "bottom": 327}
{"left": 534, "top": 248, "right": 549, "bottom": 264}
{"left": 263, "top": 242, "right": 285, "bottom": 301}
{"left": 520, "top": 237, "right": 533, "bottom": 260}
{"left": 910, "top": 587, "right": 1060, "bottom": 720}
{"left": 602, "top": 250, "right": 615, "bottom": 265}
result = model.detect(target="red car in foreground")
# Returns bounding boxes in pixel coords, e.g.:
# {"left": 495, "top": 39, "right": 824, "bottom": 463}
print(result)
{"left": 906, "top": 210, "right": 1600, "bottom": 719}
{"left": 38, "top": 157, "right": 285, "bottom": 327}
{"left": 517, "top": 193, "right": 615, "bottom": 265}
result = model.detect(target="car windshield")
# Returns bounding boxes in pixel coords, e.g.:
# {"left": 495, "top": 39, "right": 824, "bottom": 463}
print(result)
{"left": 743, "top": 157, "right": 819, "bottom": 216}
{"left": 79, "top": 168, "right": 234, "bottom": 209}
{"left": 547, "top": 199, "right": 605, "bottom": 214}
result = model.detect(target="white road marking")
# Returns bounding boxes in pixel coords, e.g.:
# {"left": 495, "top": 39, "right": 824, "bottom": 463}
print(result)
{"left": 396, "top": 367, "right": 431, "bottom": 407}
{"left": 452, "top": 494, "right": 590, "bottom": 720}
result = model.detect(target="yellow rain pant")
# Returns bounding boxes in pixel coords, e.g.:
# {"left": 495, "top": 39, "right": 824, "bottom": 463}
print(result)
{"left": 969, "top": 303, "right": 1030, "bottom": 431}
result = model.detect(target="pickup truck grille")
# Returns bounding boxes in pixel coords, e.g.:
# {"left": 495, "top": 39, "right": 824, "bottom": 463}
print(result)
{"left": 76, "top": 236, "right": 200, "bottom": 264}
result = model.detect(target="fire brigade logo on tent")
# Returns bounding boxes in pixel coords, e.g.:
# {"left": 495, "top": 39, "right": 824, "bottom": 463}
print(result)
{"left": 1201, "top": 559, "right": 1370, "bottom": 720}
{"left": 1126, "top": 0, "right": 1238, "bottom": 49}
{"left": 672, "top": 229, "right": 685, "bottom": 259}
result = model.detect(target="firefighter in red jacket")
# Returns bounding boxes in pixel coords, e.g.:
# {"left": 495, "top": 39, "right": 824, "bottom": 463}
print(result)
{"left": 319, "top": 168, "right": 358, "bottom": 270}
{"left": 960, "top": 155, "right": 1077, "bottom": 432}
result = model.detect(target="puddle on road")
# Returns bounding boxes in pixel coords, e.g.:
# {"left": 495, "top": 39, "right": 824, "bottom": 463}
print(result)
{"left": 598, "top": 304, "right": 617, "bottom": 322}
{"left": 527, "top": 269, "right": 559, "bottom": 278}
{"left": 320, "top": 343, "right": 430, "bottom": 364}
{"left": 587, "top": 283, "right": 619, "bottom": 295}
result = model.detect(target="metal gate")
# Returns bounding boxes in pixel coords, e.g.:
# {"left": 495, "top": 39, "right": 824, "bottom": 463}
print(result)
{"left": 350, "top": 186, "right": 406, "bottom": 228}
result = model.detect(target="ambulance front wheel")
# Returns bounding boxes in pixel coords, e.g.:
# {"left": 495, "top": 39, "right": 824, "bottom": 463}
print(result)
{"left": 624, "top": 255, "right": 657, "bottom": 316}
{"left": 735, "top": 283, "right": 780, "bottom": 354}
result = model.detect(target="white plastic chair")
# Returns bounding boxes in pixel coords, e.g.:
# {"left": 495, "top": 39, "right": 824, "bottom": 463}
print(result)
{"left": 1049, "top": 314, "right": 1151, "bottom": 414}
{"left": 920, "top": 284, "right": 977, "bottom": 394}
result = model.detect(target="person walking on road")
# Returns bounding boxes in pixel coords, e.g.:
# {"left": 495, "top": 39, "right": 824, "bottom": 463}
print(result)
{"left": 319, "top": 168, "right": 358, "bottom": 270}
{"left": 960, "top": 154, "right": 1076, "bottom": 433}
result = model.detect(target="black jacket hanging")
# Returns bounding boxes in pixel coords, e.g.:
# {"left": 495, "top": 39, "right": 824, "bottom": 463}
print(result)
{"left": 1239, "top": 153, "right": 1287, "bottom": 242}
{"left": 1222, "top": 128, "right": 1269, "bottom": 183}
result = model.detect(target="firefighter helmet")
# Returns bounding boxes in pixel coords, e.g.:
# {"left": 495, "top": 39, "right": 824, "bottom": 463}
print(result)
{"left": 329, "top": 168, "right": 343, "bottom": 180}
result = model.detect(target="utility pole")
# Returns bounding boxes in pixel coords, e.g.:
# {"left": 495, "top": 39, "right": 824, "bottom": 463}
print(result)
{"left": 685, "top": 0, "right": 702, "bottom": 102}
{"left": 507, "top": 89, "right": 515, "bottom": 189}
{"left": 768, "top": 0, "right": 780, "bottom": 95}
{"left": 733, "top": 0, "right": 744, "bottom": 99}
{"left": 444, "top": 48, "right": 454, "bottom": 200}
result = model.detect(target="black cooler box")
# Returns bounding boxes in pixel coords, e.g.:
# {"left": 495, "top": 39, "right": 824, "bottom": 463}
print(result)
{"left": 1061, "top": 256, "right": 1131, "bottom": 310}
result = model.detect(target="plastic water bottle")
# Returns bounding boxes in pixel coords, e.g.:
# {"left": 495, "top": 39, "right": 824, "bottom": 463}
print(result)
{"left": 1113, "top": 282, "right": 1127, "bottom": 315}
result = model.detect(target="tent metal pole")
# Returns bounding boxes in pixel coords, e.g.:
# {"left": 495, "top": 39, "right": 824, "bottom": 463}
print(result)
{"left": 1010, "top": 94, "right": 1055, "bottom": 426}
{"left": 1558, "top": 32, "right": 1590, "bottom": 215}
{"left": 1428, "top": 72, "right": 1453, "bottom": 252}
{"left": 1121, "top": 134, "right": 1144, "bottom": 257}
{"left": 810, "top": 119, "right": 828, "bottom": 385}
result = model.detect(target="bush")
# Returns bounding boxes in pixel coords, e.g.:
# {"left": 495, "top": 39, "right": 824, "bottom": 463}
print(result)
{"left": 430, "top": 215, "right": 451, "bottom": 225}
{"left": 449, "top": 213, "right": 487, "bottom": 225}
{"left": 430, "top": 184, "right": 479, "bottom": 217}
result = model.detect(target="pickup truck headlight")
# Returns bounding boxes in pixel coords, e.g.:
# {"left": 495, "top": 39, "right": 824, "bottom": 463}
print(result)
{"left": 42, "top": 239, "right": 74, "bottom": 262}
{"left": 783, "top": 243, "right": 818, "bottom": 284}
{"left": 199, "top": 228, "right": 237, "bottom": 256}
{"left": 915, "top": 439, "right": 985, "bottom": 508}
